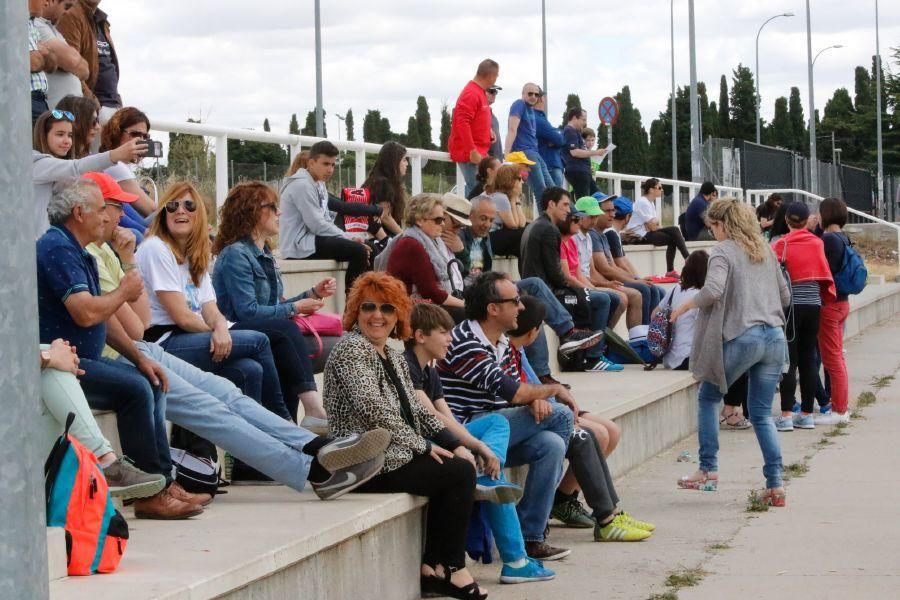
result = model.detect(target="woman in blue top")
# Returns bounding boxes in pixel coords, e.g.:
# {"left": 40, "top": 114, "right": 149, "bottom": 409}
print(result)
{"left": 212, "top": 181, "right": 335, "bottom": 432}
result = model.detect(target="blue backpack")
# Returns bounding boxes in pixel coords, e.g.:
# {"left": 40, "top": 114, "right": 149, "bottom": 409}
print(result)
{"left": 832, "top": 235, "right": 867, "bottom": 296}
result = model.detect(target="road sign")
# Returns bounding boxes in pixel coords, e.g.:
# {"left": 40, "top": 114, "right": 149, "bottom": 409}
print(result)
{"left": 598, "top": 97, "right": 619, "bottom": 126}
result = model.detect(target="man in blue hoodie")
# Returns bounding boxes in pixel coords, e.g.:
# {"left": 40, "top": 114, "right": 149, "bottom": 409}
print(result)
{"left": 533, "top": 93, "right": 565, "bottom": 187}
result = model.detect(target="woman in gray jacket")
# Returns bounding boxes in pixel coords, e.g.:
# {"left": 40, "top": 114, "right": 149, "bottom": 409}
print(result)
{"left": 670, "top": 199, "right": 790, "bottom": 506}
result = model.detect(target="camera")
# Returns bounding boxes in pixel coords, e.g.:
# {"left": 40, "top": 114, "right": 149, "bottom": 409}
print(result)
{"left": 139, "top": 139, "right": 164, "bottom": 159}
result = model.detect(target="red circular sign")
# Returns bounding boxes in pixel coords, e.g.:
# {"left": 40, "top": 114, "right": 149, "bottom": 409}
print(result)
{"left": 598, "top": 97, "right": 619, "bottom": 126}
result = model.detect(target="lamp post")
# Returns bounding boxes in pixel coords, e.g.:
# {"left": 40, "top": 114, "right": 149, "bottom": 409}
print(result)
{"left": 314, "top": 0, "right": 324, "bottom": 137}
{"left": 670, "top": 0, "right": 677, "bottom": 181}
{"left": 812, "top": 44, "right": 843, "bottom": 68}
{"left": 541, "top": 0, "right": 548, "bottom": 114}
{"left": 688, "top": 0, "right": 700, "bottom": 182}
{"left": 805, "top": 1, "right": 817, "bottom": 193}
{"left": 336, "top": 112, "right": 346, "bottom": 188}
{"left": 755, "top": 12, "right": 794, "bottom": 144}
{"left": 875, "top": 0, "right": 884, "bottom": 217}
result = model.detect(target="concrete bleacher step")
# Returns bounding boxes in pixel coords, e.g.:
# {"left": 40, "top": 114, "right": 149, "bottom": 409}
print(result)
{"left": 47, "top": 527, "right": 67, "bottom": 583}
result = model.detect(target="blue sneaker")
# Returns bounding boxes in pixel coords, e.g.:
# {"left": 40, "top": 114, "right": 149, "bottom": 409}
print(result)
{"left": 791, "top": 402, "right": 801, "bottom": 413}
{"left": 819, "top": 402, "right": 832, "bottom": 414}
{"left": 500, "top": 558, "right": 556, "bottom": 584}
{"left": 792, "top": 413, "right": 816, "bottom": 429}
{"left": 585, "top": 356, "right": 624, "bottom": 372}
{"left": 774, "top": 415, "right": 794, "bottom": 432}
{"left": 474, "top": 476, "right": 523, "bottom": 504}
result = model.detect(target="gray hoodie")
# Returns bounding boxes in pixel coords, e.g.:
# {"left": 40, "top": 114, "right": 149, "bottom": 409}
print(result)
{"left": 278, "top": 168, "right": 349, "bottom": 259}
{"left": 32, "top": 150, "right": 114, "bottom": 239}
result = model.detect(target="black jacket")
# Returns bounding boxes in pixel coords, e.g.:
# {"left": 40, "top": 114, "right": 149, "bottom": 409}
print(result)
{"left": 519, "top": 213, "right": 567, "bottom": 289}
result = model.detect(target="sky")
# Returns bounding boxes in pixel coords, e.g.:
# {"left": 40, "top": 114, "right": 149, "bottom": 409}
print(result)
{"left": 105, "top": 0, "right": 899, "bottom": 146}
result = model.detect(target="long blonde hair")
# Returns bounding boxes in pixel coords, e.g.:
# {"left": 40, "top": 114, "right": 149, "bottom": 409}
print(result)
{"left": 146, "top": 181, "right": 211, "bottom": 286}
{"left": 706, "top": 198, "right": 768, "bottom": 263}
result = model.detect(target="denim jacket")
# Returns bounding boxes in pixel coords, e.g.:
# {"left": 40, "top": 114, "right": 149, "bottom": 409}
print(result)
{"left": 212, "top": 237, "right": 309, "bottom": 322}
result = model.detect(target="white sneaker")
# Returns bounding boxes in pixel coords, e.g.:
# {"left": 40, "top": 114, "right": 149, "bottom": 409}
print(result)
{"left": 814, "top": 411, "right": 850, "bottom": 425}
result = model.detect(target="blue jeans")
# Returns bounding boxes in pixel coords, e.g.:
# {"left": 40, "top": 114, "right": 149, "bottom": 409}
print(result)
{"left": 623, "top": 281, "right": 663, "bottom": 324}
{"left": 585, "top": 290, "right": 619, "bottom": 358}
{"left": 161, "top": 329, "right": 290, "bottom": 420}
{"left": 465, "top": 414, "right": 527, "bottom": 563}
{"left": 521, "top": 149, "right": 554, "bottom": 203}
{"left": 80, "top": 356, "right": 171, "bottom": 482}
{"left": 548, "top": 166, "right": 564, "bottom": 188}
{"left": 517, "top": 277, "right": 574, "bottom": 378}
{"left": 129, "top": 342, "right": 316, "bottom": 492}
{"left": 696, "top": 325, "right": 787, "bottom": 489}
{"left": 476, "top": 403, "right": 573, "bottom": 542}
{"left": 459, "top": 162, "right": 478, "bottom": 197}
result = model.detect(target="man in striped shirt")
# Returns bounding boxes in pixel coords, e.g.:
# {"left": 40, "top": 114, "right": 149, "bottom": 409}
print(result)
{"left": 438, "top": 271, "right": 578, "bottom": 562}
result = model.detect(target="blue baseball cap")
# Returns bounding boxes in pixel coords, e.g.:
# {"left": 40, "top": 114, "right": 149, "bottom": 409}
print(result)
{"left": 592, "top": 191, "right": 620, "bottom": 203}
{"left": 613, "top": 196, "right": 633, "bottom": 219}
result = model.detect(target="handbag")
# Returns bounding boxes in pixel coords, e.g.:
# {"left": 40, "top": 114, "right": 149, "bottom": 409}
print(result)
{"left": 292, "top": 312, "right": 344, "bottom": 358}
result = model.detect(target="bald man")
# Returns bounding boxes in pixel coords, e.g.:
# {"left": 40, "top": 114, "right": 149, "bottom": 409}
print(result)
{"left": 504, "top": 83, "right": 554, "bottom": 202}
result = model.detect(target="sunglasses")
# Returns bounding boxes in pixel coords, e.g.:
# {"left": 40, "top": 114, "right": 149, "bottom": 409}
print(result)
{"left": 260, "top": 203, "right": 278, "bottom": 212}
{"left": 491, "top": 295, "right": 521, "bottom": 305}
{"left": 526, "top": 92, "right": 541, "bottom": 97}
{"left": 568, "top": 215, "right": 582, "bottom": 223}
{"left": 359, "top": 302, "right": 397, "bottom": 315}
{"left": 164, "top": 199, "right": 198, "bottom": 213}
{"left": 125, "top": 130, "right": 150, "bottom": 140}
{"left": 51, "top": 110, "right": 75, "bottom": 122}
{"left": 424, "top": 216, "right": 446, "bottom": 226}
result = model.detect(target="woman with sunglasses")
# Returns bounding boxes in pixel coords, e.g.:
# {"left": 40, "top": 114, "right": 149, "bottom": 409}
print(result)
{"left": 136, "top": 181, "right": 294, "bottom": 425}
{"left": 382, "top": 194, "right": 467, "bottom": 323}
{"left": 31, "top": 108, "right": 145, "bottom": 239}
{"left": 484, "top": 164, "right": 527, "bottom": 258}
{"left": 325, "top": 272, "right": 485, "bottom": 600}
{"left": 625, "top": 178, "right": 690, "bottom": 277}
{"left": 100, "top": 107, "right": 159, "bottom": 218}
{"left": 212, "top": 181, "right": 334, "bottom": 431}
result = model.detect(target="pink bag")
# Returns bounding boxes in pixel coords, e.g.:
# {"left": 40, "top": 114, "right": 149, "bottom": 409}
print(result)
{"left": 292, "top": 312, "right": 344, "bottom": 358}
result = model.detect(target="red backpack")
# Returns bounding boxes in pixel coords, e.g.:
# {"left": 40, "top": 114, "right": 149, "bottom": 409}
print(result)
{"left": 45, "top": 414, "right": 129, "bottom": 575}
{"left": 341, "top": 187, "right": 372, "bottom": 238}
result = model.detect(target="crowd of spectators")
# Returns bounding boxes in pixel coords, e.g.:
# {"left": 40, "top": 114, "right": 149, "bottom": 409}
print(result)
{"left": 23, "top": 20, "right": 863, "bottom": 595}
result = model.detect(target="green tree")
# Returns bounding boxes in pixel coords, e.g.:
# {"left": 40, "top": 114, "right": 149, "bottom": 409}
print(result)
{"left": 648, "top": 86, "right": 692, "bottom": 180}
{"left": 301, "top": 110, "right": 327, "bottom": 137}
{"left": 288, "top": 113, "right": 300, "bottom": 135}
{"left": 718, "top": 75, "right": 730, "bottom": 138}
{"left": 767, "top": 96, "right": 793, "bottom": 148}
{"left": 707, "top": 101, "right": 719, "bottom": 138}
{"left": 362, "top": 110, "right": 393, "bottom": 143}
{"left": 820, "top": 88, "right": 858, "bottom": 162}
{"left": 788, "top": 87, "right": 807, "bottom": 153}
{"left": 729, "top": 64, "right": 757, "bottom": 142}
{"left": 345, "top": 109, "right": 355, "bottom": 141}
{"left": 561, "top": 93, "right": 583, "bottom": 125}
{"left": 415, "top": 96, "right": 433, "bottom": 148}
{"left": 405, "top": 116, "right": 421, "bottom": 149}
{"left": 227, "top": 118, "right": 288, "bottom": 167}
{"left": 167, "top": 118, "right": 212, "bottom": 178}
{"left": 263, "top": 118, "right": 271, "bottom": 133}
{"left": 607, "top": 86, "right": 648, "bottom": 175}
{"left": 439, "top": 103, "right": 451, "bottom": 151}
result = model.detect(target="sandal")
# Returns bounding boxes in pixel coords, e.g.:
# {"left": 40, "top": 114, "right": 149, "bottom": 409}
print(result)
{"left": 720, "top": 413, "right": 752, "bottom": 430}
{"left": 435, "top": 568, "right": 488, "bottom": 600}
{"left": 758, "top": 487, "right": 786, "bottom": 507}
{"left": 677, "top": 470, "right": 718, "bottom": 491}
{"left": 420, "top": 573, "right": 444, "bottom": 598}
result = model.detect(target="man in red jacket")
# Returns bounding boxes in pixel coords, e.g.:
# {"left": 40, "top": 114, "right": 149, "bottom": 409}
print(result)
{"left": 449, "top": 59, "right": 500, "bottom": 197}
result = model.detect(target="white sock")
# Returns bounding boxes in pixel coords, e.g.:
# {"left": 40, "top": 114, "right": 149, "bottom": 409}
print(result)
{"left": 506, "top": 558, "right": 529, "bottom": 569}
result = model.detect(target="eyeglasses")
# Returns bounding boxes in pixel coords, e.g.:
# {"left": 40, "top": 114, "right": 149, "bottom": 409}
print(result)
{"left": 359, "top": 302, "right": 396, "bottom": 315}
{"left": 486, "top": 89, "right": 499, "bottom": 95}
{"left": 423, "top": 216, "right": 446, "bottom": 226}
{"left": 51, "top": 110, "right": 75, "bottom": 122}
{"left": 164, "top": 199, "right": 198, "bottom": 213}
{"left": 125, "top": 130, "right": 150, "bottom": 140}
{"left": 260, "top": 203, "right": 278, "bottom": 212}
{"left": 491, "top": 296, "right": 521, "bottom": 306}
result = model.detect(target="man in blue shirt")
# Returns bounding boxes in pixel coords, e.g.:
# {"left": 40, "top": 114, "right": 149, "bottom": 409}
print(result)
{"left": 504, "top": 83, "right": 554, "bottom": 202}
{"left": 533, "top": 95, "right": 564, "bottom": 187}
{"left": 562, "top": 108, "right": 608, "bottom": 199}
{"left": 683, "top": 181, "right": 717, "bottom": 241}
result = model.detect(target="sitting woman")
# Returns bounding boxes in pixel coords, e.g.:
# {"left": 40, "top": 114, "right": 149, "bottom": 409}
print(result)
{"left": 658, "top": 250, "right": 709, "bottom": 371}
{"left": 212, "top": 181, "right": 334, "bottom": 430}
{"left": 362, "top": 140, "right": 408, "bottom": 238}
{"left": 383, "top": 193, "right": 466, "bottom": 322}
{"left": 136, "top": 181, "right": 292, "bottom": 421}
{"left": 467, "top": 155, "right": 501, "bottom": 200}
{"left": 485, "top": 164, "right": 527, "bottom": 257}
{"left": 325, "top": 272, "right": 486, "bottom": 600}
{"left": 624, "top": 178, "right": 690, "bottom": 277}
{"left": 99, "top": 106, "right": 159, "bottom": 219}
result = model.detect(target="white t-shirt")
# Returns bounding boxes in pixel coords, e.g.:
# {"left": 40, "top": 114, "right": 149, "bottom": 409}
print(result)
{"left": 660, "top": 286, "right": 700, "bottom": 370}
{"left": 573, "top": 230, "right": 593, "bottom": 278}
{"left": 136, "top": 236, "right": 216, "bottom": 326}
{"left": 626, "top": 196, "right": 657, "bottom": 239}
{"left": 33, "top": 18, "right": 83, "bottom": 109}
{"left": 105, "top": 161, "right": 135, "bottom": 183}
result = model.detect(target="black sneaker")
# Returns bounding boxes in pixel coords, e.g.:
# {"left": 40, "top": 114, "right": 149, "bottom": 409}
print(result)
{"left": 558, "top": 329, "right": 604, "bottom": 355}
{"left": 525, "top": 540, "right": 571, "bottom": 561}
{"left": 311, "top": 454, "right": 385, "bottom": 500}
{"left": 317, "top": 428, "right": 391, "bottom": 472}
{"left": 550, "top": 493, "right": 595, "bottom": 528}
{"left": 103, "top": 457, "right": 166, "bottom": 500}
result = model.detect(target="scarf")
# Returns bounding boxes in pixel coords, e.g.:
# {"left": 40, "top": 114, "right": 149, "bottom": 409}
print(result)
{"left": 401, "top": 225, "right": 464, "bottom": 296}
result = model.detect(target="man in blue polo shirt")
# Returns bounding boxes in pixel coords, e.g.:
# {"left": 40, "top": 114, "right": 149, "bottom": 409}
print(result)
{"left": 562, "top": 108, "right": 608, "bottom": 199}
{"left": 504, "top": 83, "right": 554, "bottom": 202}
{"left": 683, "top": 181, "right": 717, "bottom": 241}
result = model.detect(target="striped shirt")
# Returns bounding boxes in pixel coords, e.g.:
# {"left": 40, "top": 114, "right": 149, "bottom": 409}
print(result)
{"left": 28, "top": 19, "right": 48, "bottom": 94}
{"left": 437, "top": 320, "right": 522, "bottom": 423}
{"left": 791, "top": 281, "right": 821, "bottom": 306}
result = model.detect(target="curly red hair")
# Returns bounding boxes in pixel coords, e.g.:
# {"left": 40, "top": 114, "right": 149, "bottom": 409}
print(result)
{"left": 213, "top": 181, "right": 278, "bottom": 255}
{"left": 343, "top": 272, "right": 413, "bottom": 340}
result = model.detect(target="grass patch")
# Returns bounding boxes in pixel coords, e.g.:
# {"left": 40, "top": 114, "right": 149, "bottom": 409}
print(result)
{"left": 746, "top": 490, "right": 770, "bottom": 512}
{"left": 824, "top": 423, "right": 849, "bottom": 438}
{"left": 816, "top": 436, "right": 834, "bottom": 448}
{"left": 649, "top": 593, "right": 679, "bottom": 600}
{"left": 784, "top": 462, "right": 810, "bottom": 479}
{"left": 857, "top": 391, "right": 877, "bottom": 408}
{"left": 850, "top": 409, "right": 866, "bottom": 420}
{"left": 707, "top": 542, "right": 731, "bottom": 551}
{"left": 870, "top": 375, "right": 895, "bottom": 390}
{"left": 665, "top": 566, "right": 708, "bottom": 588}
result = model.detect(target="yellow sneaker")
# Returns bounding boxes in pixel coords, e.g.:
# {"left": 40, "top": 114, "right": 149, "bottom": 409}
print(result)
{"left": 618, "top": 511, "right": 656, "bottom": 532}
{"left": 594, "top": 514, "right": 652, "bottom": 542}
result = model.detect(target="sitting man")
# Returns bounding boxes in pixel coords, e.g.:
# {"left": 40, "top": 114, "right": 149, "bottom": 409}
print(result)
{"left": 405, "top": 303, "right": 555, "bottom": 585}
{"left": 44, "top": 176, "right": 389, "bottom": 507}
{"left": 683, "top": 182, "right": 717, "bottom": 241}
{"left": 438, "top": 272, "right": 576, "bottom": 562}
{"left": 520, "top": 187, "right": 622, "bottom": 372}
{"left": 279, "top": 140, "right": 371, "bottom": 291}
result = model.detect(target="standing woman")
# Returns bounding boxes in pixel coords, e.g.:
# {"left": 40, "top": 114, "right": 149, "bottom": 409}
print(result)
{"left": 136, "top": 181, "right": 292, "bottom": 421}
{"left": 670, "top": 199, "right": 790, "bottom": 505}
{"left": 815, "top": 198, "right": 853, "bottom": 425}
{"left": 485, "top": 164, "right": 527, "bottom": 257}
{"left": 325, "top": 272, "right": 484, "bottom": 600}
{"left": 362, "top": 141, "right": 409, "bottom": 238}
{"left": 625, "top": 178, "right": 690, "bottom": 277}
{"left": 212, "top": 181, "right": 334, "bottom": 430}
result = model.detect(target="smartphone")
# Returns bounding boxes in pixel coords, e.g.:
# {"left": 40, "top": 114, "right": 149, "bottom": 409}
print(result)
{"left": 139, "top": 139, "right": 164, "bottom": 158}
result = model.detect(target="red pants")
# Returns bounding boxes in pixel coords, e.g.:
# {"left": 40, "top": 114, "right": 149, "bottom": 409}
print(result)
{"left": 818, "top": 301, "right": 850, "bottom": 413}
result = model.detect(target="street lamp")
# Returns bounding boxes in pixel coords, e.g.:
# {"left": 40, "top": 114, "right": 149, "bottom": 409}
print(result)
{"left": 314, "top": 0, "right": 324, "bottom": 137}
{"left": 808, "top": 42, "right": 843, "bottom": 193}
{"left": 670, "top": 0, "right": 677, "bottom": 181}
{"left": 812, "top": 44, "right": 843, "bottom": 68}
{"left": 755, "top": 12, "right": 794, "bottom": 145}
{"left": 336, "top": 112, "right": 347, "bottom": 188}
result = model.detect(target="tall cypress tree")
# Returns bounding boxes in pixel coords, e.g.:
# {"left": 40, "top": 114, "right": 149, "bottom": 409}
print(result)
{"left": 415, "top": 96, "right": 433, "bottom": 149}
{"left": 767, "top": 97, "right": 793, "bottom": 148}
{"left": 301, "top": 110, "right": 327, "bottom": 137}
{"left": 345, "top": 109, "right": 355, "bottom": 141}
{"left": 788, "top": 87, "right": 807, "bottom": 153}
{"left": 729, "top": 64, "right": 757, "bottom": 142}
{"left": 610, "top": 86, "right": 649, "bottom": 175}
{"left": 405, "top": 116, "right": 421, "bottom": 149}
{"left": 288, "top": 113, "right": 300, "bottom": 135}
{"left": 363, "top": 110, "right": 383, "bottom": 143}
{"left": 439, "top": 103, "right": 452, "bottom": 151}
{"left": 263, "top": 118, "right": 271, "bottom": 132}
{"left": 820, "top": 88, "right": 857, "bottom": 162}
{"left": 718, "top": 75, "right": 730, "bottom": 138}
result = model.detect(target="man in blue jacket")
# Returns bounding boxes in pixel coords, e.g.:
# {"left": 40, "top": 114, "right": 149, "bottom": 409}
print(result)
{"left": 683, "top": 181, "right": 717, "bottom": 241}
{"left": 534, "top": 94, "right": 565, "bottom": 187}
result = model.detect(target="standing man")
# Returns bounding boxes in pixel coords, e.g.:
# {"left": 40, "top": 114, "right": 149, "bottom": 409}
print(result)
{"left": 487, "top": 85, "right": 504, "bottom": 159}
{"left": 448, "top": 59, "right": 500, "bottom": 197}
{"left": 504, "top": 83, "right": 554, "bottom": 202}
{"left": 34, "top": 0, "right": 89, "bottom": 108}
{"left": 562, "top": 108, "right": 608, "bottom": 198}
{"left": 683, "top": 182, "right": 718, "bottom": 241}
{"left": 57, "top": 0, "right": 122, "bottom": 123}
{"left": 534, "top": 93, "right": 565, "bottom": 188}
{"left": 29, "top": 0, "right": 57, "bottom": 126}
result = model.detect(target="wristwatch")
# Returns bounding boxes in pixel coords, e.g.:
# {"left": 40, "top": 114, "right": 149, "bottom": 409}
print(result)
{"left": 40, "top": 349, "right": 51, "bottom": 369}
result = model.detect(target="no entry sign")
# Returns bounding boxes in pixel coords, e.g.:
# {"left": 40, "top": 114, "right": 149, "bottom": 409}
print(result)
{"left": 598, "top": 97, "right": 619, "bottom": 126}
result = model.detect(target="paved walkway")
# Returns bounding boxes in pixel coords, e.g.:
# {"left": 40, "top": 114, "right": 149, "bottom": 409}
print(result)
{"left": 474, "top": 316, "right": 900, "bottom": 600}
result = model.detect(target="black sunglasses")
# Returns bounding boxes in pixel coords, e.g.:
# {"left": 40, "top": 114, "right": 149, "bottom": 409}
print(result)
{"left": 164, "top": 199, "right": 198, "bottom": 213}
{"left": 360, "top": 302, "right": 397, "bottom": 315}
{"left": 491, "top": 296, "right": 521, "bottom": 306}
{"left": 526, "top": 92, "right": 541, "bottom": 97}
{"left": 424, "top": 216, "right": 446, "bottom": 226}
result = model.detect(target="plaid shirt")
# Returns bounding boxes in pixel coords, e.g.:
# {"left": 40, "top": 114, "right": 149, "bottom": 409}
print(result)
{"left": 29, "top": 18, "right": 49, "bottom": 94}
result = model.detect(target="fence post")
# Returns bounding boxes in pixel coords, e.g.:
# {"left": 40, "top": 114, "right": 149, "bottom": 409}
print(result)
{"left": 672, "top": 184, "right": 681, "bottom": 223}
{"left": 0, "top": 4, "right": 50, "bottom": 597}
{"left": 216, "top": 135, "right": 228, "bottom": 209}
{"left": 456, "top": 163, "right": 466, "bottom": 196}
{"left": 410, "top": 155, "right": 423, "bottom": 195}
{"left": 355, "top": 150, "right": 366, "bottom": 187}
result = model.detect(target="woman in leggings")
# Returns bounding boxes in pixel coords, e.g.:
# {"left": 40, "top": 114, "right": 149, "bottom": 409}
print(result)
{"left": 624, "top": 178, "right": 689, "bottom": 277}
